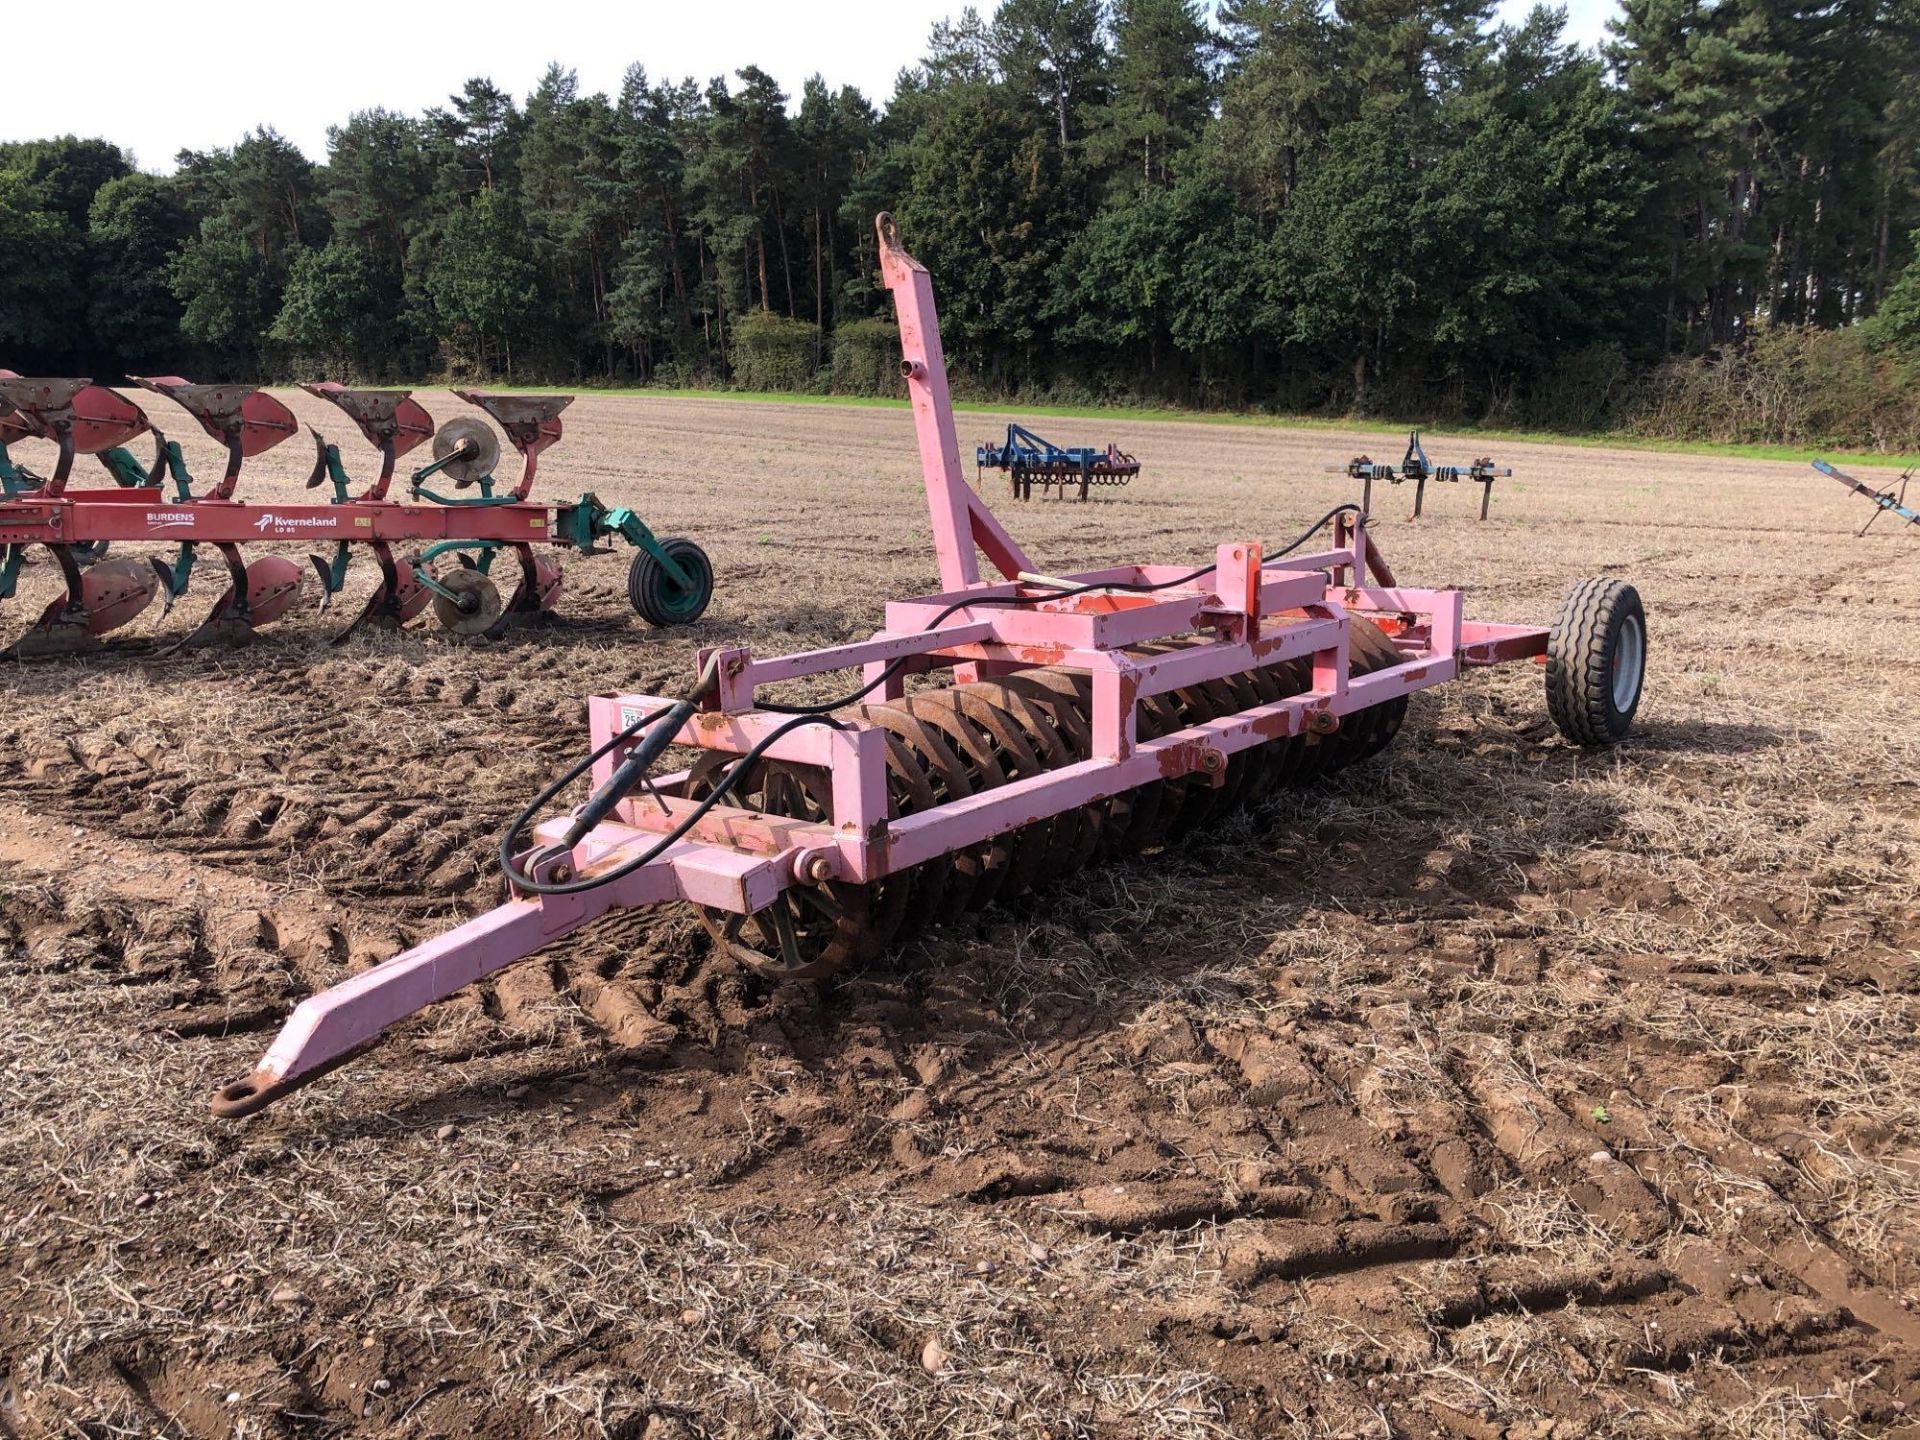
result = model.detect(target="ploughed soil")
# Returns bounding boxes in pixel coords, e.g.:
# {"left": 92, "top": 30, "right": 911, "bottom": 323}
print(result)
{"left": 2, "top": 392, "right": 1919, "bottom": 1438}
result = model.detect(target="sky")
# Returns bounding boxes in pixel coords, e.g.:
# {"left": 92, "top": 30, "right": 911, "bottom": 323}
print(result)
{"left": 3, "top": 0, "right": 1624, "bottom": 173}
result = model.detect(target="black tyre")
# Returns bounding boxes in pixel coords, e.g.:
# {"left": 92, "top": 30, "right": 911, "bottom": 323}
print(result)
{"left": 627, "top": 538, "right": 713, "bottom": 627}
{"left": 1546, "top": 576, "right": 1646, "bottom": 747}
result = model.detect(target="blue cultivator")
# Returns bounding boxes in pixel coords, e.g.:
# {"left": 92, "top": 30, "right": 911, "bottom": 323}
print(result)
{"left": 1813, "top": 459, "right": 1919, "bottom": 536}
{"left": 976, "top": 423, "right": 1140, "bottom": 501}
{"left": 1330, "top": 431, "right": 1510, "bottom": 520}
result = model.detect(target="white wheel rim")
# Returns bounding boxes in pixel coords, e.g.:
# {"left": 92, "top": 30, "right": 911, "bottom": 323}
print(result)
{"left": 1611, "top": 614, "right": 1644, "bottom": 712}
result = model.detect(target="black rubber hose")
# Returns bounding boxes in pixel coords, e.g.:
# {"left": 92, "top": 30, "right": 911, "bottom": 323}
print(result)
{"left": 499, "top": 505, "right": 1363, "bottom": 896}
{"left": 500, "top": 710, "right": 846, "bottom": 897}
{"left": 759, "top": 505, "right": 1362, "bottom": 717}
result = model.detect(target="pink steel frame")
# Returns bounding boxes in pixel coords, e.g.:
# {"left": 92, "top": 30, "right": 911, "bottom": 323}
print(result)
{"left": 211, "top": 214, "right": 1552, "bottom": 1117}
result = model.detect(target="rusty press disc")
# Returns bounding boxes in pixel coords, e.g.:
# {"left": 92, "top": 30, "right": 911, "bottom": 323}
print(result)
{"left": 431, "top": 567, "right": 502, "bottom": 636}
{"left": 432, "top": 417, "right": 500, "bottom": 487}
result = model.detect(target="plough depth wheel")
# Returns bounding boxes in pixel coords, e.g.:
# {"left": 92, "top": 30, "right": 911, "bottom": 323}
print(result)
{"left": 628, "top": 538, "right": 713, "bottom": 626}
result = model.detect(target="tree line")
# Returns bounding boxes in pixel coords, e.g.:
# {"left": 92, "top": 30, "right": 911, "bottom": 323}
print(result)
{"left": 2, "top": 0, "right": 1918, "bottom": 446}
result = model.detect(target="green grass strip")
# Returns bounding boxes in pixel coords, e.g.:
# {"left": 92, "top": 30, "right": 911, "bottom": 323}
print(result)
{"left": 402, "top": 383, "right": 1920, "bottom": 468}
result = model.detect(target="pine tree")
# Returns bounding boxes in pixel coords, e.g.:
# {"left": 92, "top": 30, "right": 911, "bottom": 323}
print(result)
{"left": 1086, "top": 0, "right": 1216, "bottom": 192}
{"left": 991, "top": 0, "right": 1108, "bottom": 149}
{"left": 1214, "top": 0, "right": 1340, "bottom": 214}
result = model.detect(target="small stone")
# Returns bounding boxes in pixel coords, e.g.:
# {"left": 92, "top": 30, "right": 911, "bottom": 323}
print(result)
{"left": 1589, "top": 1150, "right": 1613, "bottom": 1165}
{"left": 133, "top": 1192, "right": 155, "bottom": 1210}
{"left": 505, "top": 1085, "right": 529, "bottom": 1100}
{"left": 680, "top": 1308, "right": 703, "bottom": 1326}
{"left": 224, "top": 1392, "right": 241, "bottom": 1406}
{"left": 221, "top": 1273, "right": 241, "bottom": 1289}
{"left": 661, "top": 1168, "right": 680, "bottom": 1180}
{"left": 975, "top": 1259, "right": 996, "bottom": 1275}
{"left": 372, "top": 1378, "right": 391, "bottom": 1395}
{"left": 270, "top": 1284, "right": 305, "bottom": 1306}
{"left": 1025, "top": 1243, "right": 1049, "bottom": 1264}
{"left": 921, "top": 1337, "right": 950, "bottom": 1374}
{"left": 435, "top": 1124, "right": 457, "bottom": 1142}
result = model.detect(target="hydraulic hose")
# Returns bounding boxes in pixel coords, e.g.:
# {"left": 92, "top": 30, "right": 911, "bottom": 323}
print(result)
{"left": 498, "top": 504, "right": 1365, "bottom": 896}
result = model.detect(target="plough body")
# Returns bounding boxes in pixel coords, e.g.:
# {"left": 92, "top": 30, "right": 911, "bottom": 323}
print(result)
{"left": 0, "top": 377, "right": 713, "bottom": 656}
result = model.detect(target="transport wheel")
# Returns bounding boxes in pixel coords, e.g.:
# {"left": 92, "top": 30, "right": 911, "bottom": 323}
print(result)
{"left": 1546, "top": 576, "right": 1645, "bottom": 747}
{"left": 628, "top": 538, "right": 713, "bottom": 626}
{"left": 432, "top": 568, "right": 502, "bottom": 637}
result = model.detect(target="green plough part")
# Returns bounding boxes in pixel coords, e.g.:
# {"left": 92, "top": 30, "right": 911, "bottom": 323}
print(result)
{"left": 415, "top": 540, "right": 499, "bottom": 571}
{"left": 314, "top": 445, "right": 353, "bottom": 504}
{"left": 96, "top": 446, "right": 152, "bottom": 489}
{"left": 159, "top": 441, "right": 196, "bottom": 501}
{"left": 153, "top": 543, "right": 196, "bottom": 603}
{"left": 315, "top": 541, "right": 352, "bottom": 599}
{"left": 552, "top": 493, "right": 695, "bottom": 591}
{"left": 409, "top": 448, "right": 502, "bottom": 505}
{"left": 1, "top": 441, "right": 42, "bottom": 497}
